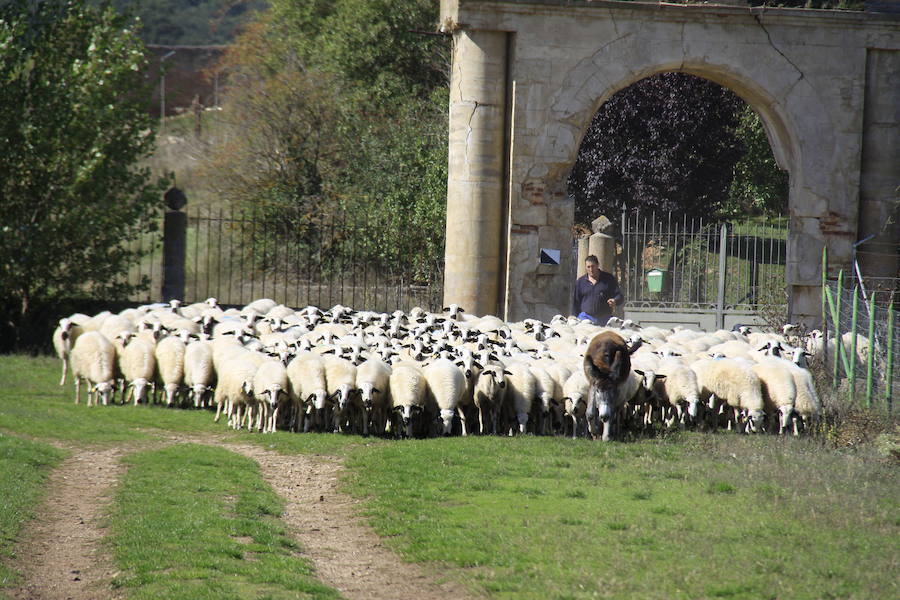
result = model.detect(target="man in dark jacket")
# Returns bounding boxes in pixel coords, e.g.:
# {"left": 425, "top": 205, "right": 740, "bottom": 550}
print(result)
{"left": 572, "top": 255, "right": 624, "bottom": 324}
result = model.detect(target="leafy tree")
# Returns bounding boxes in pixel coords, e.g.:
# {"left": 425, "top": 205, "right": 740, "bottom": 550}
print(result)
{"left": 568, "top": 73, "right": 745, "bottom": 226}
{"left": 107, "top": 0, "right": 267, "bottom": 45}
{"left": 0, "top": 0, "right": 167, "bottom": 342}
{"left": 724, "top": 105, "right": 789, "bottom": 218}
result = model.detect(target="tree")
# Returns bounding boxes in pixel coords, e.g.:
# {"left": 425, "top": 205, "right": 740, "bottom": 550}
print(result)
{"left": 724, "top": 105, "right": 789, "bottom": 218}
{"left": 568, "top": 73, "right": 745, "bottom": 226}
{"left": 0, "top": 0, "right": 167, "bottom": 344}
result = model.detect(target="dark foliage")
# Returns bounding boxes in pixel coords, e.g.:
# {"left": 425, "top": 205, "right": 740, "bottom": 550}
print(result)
{"left": 569, "top": 73, "right": 746, "bottom": 227}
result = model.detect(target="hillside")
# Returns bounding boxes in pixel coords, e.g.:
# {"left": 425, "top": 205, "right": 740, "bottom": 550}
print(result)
{"left": 109, "top": 0, "right": 267, "bottom": 45}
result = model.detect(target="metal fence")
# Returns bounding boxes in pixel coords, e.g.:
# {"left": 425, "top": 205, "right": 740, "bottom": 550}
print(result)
{"left": 617, "top": 210, "right": 789, "bottom": 312}
{"left": 822, "top": 262, "right": 897, "bottom": 410}
{"left": 123, "top": 204, "right": 445, "bottom": 313}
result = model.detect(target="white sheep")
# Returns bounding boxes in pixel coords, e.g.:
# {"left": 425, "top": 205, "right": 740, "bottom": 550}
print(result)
{"left": 119, "top": 337, "right": 156, "bottom": 405}
{"left": 751, "top": 358, "right": 797, "bottom": 434}
{"left": 561, "top": 370, "right": 590, "bottom": 439}
{"left": 529, "top": 363, "right": 556, "bottom": 435}
{"left": 472, "top": 364, "right": 507, "bottom": 435}
{"left": 214, "top": 358, "right": 258, "bottom": 430}
{"left": 786, "top": 361, "right": 821, "bottom": 435}
{"left": 356, "top": 358, "right": 393, "bottom": 436}
{"left": 155, "top": 336, "right": 186, "bottom": 406}
{"left": 691, "top": 358, "right": 765, "bottom": 433}
{"left": 388, "top": 363, "right": 427, "bottom": 438}
{"left": 70, "top": 331, "right": 116, "bottom": 407}
{"left": 287, "top": 352, "right": 330, "bottom": 432}
{"left": 52, "top": 317, "right": 84, "bottom": 386}
{"left": 423, "top": 358, "right": 466, "bottom": 436}
{"left": 653, "top": 360, "right": 701, "bottom": 428}
{"left": 323, "top": 355, "right": 358, "bottom": 433}
{"left": 184, "top": 340, "right": 215, "bottom": 408}
{"left": 253, "top": 360, "right": 289, "bottom": 433}
{"left": 502, "top": 361, "right": 536, "bottom": 435}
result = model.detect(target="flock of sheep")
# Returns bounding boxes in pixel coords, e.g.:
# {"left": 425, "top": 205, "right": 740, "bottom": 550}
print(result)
{"left": 52, "top": 297, "right": 826, "bottom": 440}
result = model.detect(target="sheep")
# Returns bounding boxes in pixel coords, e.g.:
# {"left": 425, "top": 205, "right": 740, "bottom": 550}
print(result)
{"left": 529, "top": 363, "right": 556, "bottom": 435}
{"left": 691, "top": 358, "right": 765, "bottom": 433}
{"left": 785, "top": 361, "right": 821, "bottom": 435}
{"left": 52, "top": 317, "right": 84, "bottom": 386}
{"left": 388, "top": 363, "right": 428, "bottom": 438}
{"left": 472, "top": 364, "right": 507, "bottom": 435}
{"left": 155, "top": 336, "right": 186, "bottom": 406}
{"left": 583, "top": 331, "right": 639, "bottom": 441}
{"left": 119, "top": 337, "right": 156, "bottom": 405}
{"left": 286, "top": 352, "right": 329, "bottom": 432}
{"left": 423, "top": 358, "right": 466, "bottom": 436}
{"left": 501, "top": 361, "right": 536, "bottom": 435}
{"left": 69, "top": 331, "right": 116, "bottom": 407}
{"left": 323, "top": 355, "right": 358, "bottom": 433}
{"left": 356, "top": 358, "right": 393, "bottom": 436}
{"left": 214, "top": 358, "right": 258, "bottom": 430}
{"left": 751, "top": 359, "right": 797, "bottom": 434}
{"left": 253, "top": 360, "right": 289, "bottom": 433}
{"left": 653, "top": 360, "right": 701, "bottom": 428}
{"left": 184, "top": 340, "right": 215, "bottom": 408}
{"left": 561, "top": 370, "right": 590, "bottom": 439}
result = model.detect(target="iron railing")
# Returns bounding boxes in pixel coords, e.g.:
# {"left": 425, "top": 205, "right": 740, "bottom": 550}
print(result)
{"left": 123, "top": 204, "right": 445, "bottom": 313}
{"left": 617, "top": 210, "right": 788, "bottom": 311}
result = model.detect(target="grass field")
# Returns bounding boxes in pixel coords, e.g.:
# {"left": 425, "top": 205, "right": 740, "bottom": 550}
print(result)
{"left": 1, "top": 354, "right": 898, "bottom": 599}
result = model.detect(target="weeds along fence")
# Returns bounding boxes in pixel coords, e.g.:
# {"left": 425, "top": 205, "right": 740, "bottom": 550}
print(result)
{"left": 617, "top": 211, "right": 789, "bottom": 312}
{"left": 123, "top": 204, "right": 445, "bottom": 313}
{"left": 821, "top": 254, "right": 898, "bottom": 410}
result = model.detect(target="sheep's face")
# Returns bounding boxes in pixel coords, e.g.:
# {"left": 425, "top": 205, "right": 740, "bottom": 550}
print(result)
{"left": 686, "top": 396, "right": 700, "bottom": 420}
{"left": 164, "top": 383, "right": 180, "bottom": 406}
{"left": 778, "top": 405, "right": 795, "bottom": 432}
{"left": 263, "top": 385, "right": 283, "bottom": 407}
{"left": 439, "top": 409, "right": 454, "bottom": 435}
{"left": 94, "top": 381, "right": 114, "bottom": 405}
{"left": 746, "top": 410, "right": 765, "bottom": 433}
{"left": 132, "top": 378, "right": 151, "bottom": 403}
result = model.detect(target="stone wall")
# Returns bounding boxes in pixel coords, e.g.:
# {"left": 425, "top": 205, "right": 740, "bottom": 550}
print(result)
{"left": 440, "top": 0, "right": 900, "bottom": 325}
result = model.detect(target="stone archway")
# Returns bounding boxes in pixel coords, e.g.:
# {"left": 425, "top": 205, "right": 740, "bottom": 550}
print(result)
{"left": 440, "top": 0, "right": 900, "bottom": 326}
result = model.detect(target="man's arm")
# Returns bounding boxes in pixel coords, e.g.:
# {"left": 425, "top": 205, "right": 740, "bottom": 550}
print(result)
{"left": 608, "top": 274, "right": 624, "bottom": 306}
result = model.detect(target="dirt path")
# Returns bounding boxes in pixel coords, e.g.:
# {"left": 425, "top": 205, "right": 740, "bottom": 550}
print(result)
{"left": 7, "top": 435, "right": 477, "bottom": 600}
{"left": 7, "top": 446, "right": 127, "bottom": 600}
{"left": 223, "top": 441, "right": 478, "bottom": 600}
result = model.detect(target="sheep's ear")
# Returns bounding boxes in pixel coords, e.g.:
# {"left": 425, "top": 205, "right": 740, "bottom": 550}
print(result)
{"left": 442, "top": 306, "right": 450, "bottom": 312}
{"left": 371, "top": 387, "right": 381, "bottom": 394}
{"left": 473, "top": 361, "right": 483, "bottom": 370}
{"left": 549, "top": 398, "right": 560, "bottom": 407}
{"left": 503, "top": 370, "right": 512, "bottom": 376}
{"left": 655, "top": 374, "right": 667, "bottom": 380}
{"left": 634, "top": 369, "right": 645, "bottom": 376}
{"left": 306, "top": 394, "right": 315, "bottom": 403}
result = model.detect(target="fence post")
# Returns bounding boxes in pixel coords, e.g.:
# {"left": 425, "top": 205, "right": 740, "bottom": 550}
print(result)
{"left": 161, "top": 187, "right": 187, "bottom": 302}
{"left": 716, "top": 223, "right": 728, "bottom": 330}
{"left": 865, "top": 292, "right": 876, "bottom": 408}
{"left": 849, "top": 285, "right": 859, "bottom": 404}
{"left": 887, "top": 295, "right": 894, "bottom": 412}
{"left": 832, "top": 270, "right": 844, "bottom": 389}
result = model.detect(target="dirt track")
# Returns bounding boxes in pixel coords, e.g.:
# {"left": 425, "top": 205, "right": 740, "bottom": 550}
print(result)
{"left": 6, "top": 436, "right": 476, "bottom": 600}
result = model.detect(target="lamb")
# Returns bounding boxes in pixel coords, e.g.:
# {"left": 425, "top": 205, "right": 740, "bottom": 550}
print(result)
{"left": 501, "top": 361, "right": 536, "bottom": 435}
{"left": 119, "top": 337, "right": 156, "bottom": 405}
{"left": 155, "top": 336, "right": 186, "bottom": 406}
{"left": 472, "top": 364, "right": 507, "bottom": 435}
{"left": 356, "top": 358, "right": 393, "bottom": 436}
{"left": 423, "top": 358, "right": 467, "bottom": 435}
{"left": 69, "top": 331, "right": 116, "bottom": 407}
{"left": 785, "top": 361, "right": 821, "bottom": 435}
{"left": 691, "top": 358, "right": 765, "bottom": 433}
{"left": 184, "top": 340, "right": 215, "bottom": 408}
{"left": 751, "top": 358, "right": 797, "bottom": 434}
{"left": 253, "top": 360, "right": 289, "bottom": 433}
{"left": 323, "top": 355, "right": 359, "bottom": 433}
{"left": 52, "top": 317, "right": 84, "bottom": 386}
{"left": 285, "top": 352, "right": 328, "bottom": 432}
{"left": 529, "top": 363, "right": 556, "bottom": 435}
{"left": 583, "top": 331, "right": 640, "bottom": 441}
{"left": 388, "top": 363, "right": 428, "bottom": 438}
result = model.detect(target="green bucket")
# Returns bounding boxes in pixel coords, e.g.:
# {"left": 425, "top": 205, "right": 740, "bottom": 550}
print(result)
{"left": 647, "top": 269, "right": 664, "bottom": 293}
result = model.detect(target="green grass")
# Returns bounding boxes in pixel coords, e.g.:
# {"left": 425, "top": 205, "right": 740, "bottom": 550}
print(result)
{"left": 343, "top": 434, "right": 900, "bottom": 600}
{"left": 110, "top": 443, "right": 341, "bottom": 600}
{"left": 0, "top": 434, "right": 67, "bottom": 591}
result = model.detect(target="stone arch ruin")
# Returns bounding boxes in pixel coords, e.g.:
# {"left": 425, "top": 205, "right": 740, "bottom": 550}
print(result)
{"left": 440, "top": 0, "right": 899, "bottom": 326}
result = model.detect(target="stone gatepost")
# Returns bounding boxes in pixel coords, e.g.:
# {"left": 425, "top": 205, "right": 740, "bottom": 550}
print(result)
{"left": 442, "top": 28, "right": 509, "bottom": 317}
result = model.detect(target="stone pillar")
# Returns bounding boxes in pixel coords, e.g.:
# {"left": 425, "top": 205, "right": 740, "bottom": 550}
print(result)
{"left": 443, "top": 29, "right": 508, "bottom": 317}
{"left": 857, "top": 49, "right": 900, "bottom": 288}
{"left": 576, "top": 236, "right": 590, "bottom": 278}
{"left": 588, "top": 233, "right": 615, "bottom": 274}
{"left": 162, "top": 187, "right": 187, "bottom": 302}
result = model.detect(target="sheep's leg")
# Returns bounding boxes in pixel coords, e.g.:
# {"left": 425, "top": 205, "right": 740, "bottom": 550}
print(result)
{"left": 60, "top": 358, "right": 68, "bottom": 386}
{"left": 457, "top": 406, "right": 468, "bottom": 436}
{"left": 74, "top": 376, "right": 81, "bottom": 405}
